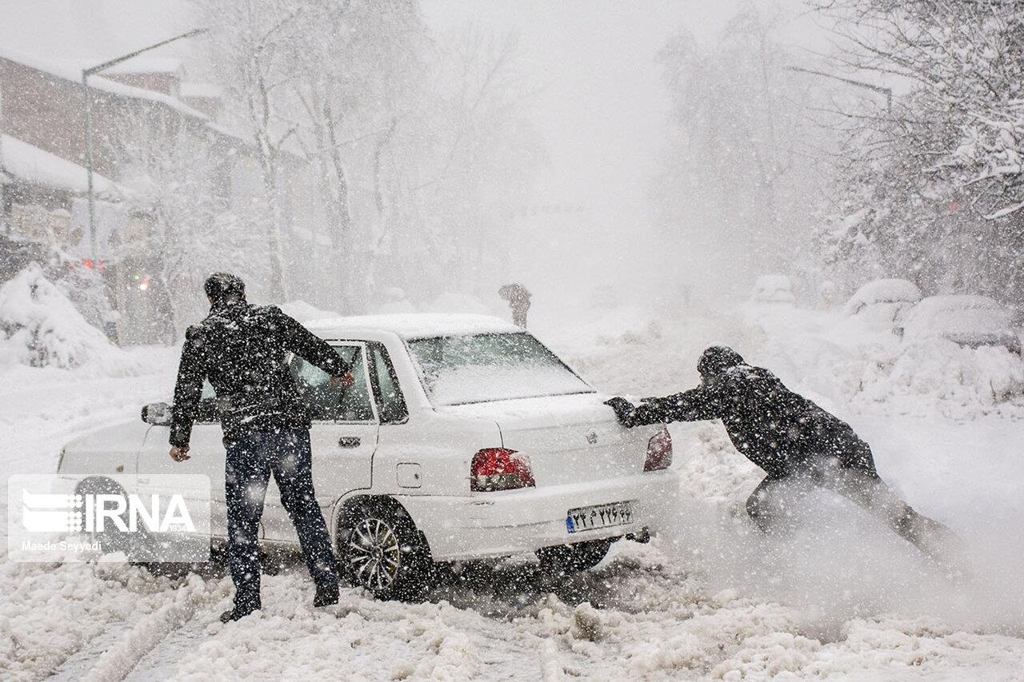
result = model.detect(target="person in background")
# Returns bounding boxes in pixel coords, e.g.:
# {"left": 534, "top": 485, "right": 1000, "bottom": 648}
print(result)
{"left": 499, "top": 283, "right": 532, "bottom": 328}
{"left": 605, "top": 346, "right": 961, "bottom": 566}
{"left": 169, "top": 273, "right": 354, "bottom": 622}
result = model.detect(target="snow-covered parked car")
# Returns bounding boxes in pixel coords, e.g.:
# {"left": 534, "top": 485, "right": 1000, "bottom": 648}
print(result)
{"left": 57, "top": 314, "right": 678, "bottom": 598}
{"left": 843, "top": 278, "right": 922, "bottom": 330}
{"left": 896, "top": 295, "right": 1021, "bottom": 355}
{"left": 750, "top": 275, "right": 796, "bottom": 305}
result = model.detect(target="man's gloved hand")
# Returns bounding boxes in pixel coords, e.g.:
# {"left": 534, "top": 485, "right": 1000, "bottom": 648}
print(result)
{"left": 603, "top": 397, "right": 636, "bottom": 425}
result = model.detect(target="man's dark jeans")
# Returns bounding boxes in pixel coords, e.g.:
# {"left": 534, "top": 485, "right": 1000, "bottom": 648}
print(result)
{"left": 225, "top": 429, "right": 339, "bottom": 613}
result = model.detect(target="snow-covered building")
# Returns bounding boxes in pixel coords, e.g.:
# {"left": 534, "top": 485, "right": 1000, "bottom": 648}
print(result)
{"left": 0, "top": 47, "right": 330, "bottom": 344}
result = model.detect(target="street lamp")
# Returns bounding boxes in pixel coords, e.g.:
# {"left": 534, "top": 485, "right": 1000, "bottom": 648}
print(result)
{"left": 82, "top": 27, "right": 208, "bottom": 263}
{"left": 785, "top": 66, "right": 893, "bottom": 115}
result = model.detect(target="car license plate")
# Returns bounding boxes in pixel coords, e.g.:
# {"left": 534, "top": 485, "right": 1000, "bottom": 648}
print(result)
{"left": 566, "top": 501, "right": 635, "bottom": 534}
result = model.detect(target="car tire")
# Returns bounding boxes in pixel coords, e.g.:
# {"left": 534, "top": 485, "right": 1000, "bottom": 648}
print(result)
{"left": 536, "top": 538, "right": 614, "bottom": 576}
{"left": 336, "top": 498, "right": 432, "bottom": 601}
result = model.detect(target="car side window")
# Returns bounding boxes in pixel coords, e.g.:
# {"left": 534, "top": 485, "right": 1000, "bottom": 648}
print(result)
{"left": 370, "top": 344, "right": 408, "bottom": 424}
{"left": 287, "top": 345, "right": 376, "bottom": 422}
{"left": 196, "top": 379, "right": 219, "bottom": 423}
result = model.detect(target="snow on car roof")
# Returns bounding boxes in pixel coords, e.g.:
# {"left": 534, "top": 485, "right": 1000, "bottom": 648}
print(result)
{"left": 306, "top": 313, "right": 521, "bottom": 339}
{"left": 902, "top": 295, "right": 1012, "bottom": 336}
{"left": 844, "top": 278, "right": 922, "bottom": 316}
{"left": 849, "top": 279, "right": 922, "bottom": 306}
{"left": 908, "top": 295, "right": 1005, "bottom": 317}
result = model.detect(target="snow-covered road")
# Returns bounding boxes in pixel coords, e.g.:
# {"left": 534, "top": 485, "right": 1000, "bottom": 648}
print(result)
{"left": 2, "top": 305, "right": 1023, "bottom": 681}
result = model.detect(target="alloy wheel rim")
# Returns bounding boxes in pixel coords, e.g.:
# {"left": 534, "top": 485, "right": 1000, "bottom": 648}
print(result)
{"left": 348, "top": 517, "right": 402, "bottom": 590}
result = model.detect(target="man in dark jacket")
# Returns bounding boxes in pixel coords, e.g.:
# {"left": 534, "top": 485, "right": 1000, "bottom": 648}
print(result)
{"left": 605, "top": 346, "right": 957, "bottom": 562}
{"left": 169, "top": 273, "right": 354, "bottom": 622}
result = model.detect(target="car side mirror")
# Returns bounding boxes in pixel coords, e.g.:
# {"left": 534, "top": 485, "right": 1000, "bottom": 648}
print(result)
{"left": 141, "top": 402, "right": 173, "bottom": 426}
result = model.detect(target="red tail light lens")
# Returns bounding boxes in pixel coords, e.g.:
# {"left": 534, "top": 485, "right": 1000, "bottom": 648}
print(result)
{"left": 645, "top": 429, "right": 673, "bottom": 472}
{"left": 471, "top": 448, "right": 536, "bottom": 492}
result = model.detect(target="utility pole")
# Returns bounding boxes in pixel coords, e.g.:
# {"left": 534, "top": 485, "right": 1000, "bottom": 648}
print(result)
{"left": 0, "top": 85, "right": 5, "bottom": 236}
{"left": 785, "top": 66, "right": 893, "bottom": 115}
{"left": 82, "top": 28, "right": 208, "bottom": 263}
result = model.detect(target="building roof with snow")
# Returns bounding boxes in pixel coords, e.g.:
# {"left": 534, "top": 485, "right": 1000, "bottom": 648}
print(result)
{"left": 0, "top": 134, "right": 123, "bottom": 197}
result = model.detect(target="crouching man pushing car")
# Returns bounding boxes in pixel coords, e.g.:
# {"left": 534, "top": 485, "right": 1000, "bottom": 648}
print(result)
{"left": 168, "top": 273, "right": 354, "bottom": 622}
{"left": 605, "top": 346, "right": 961, "bottom": 567}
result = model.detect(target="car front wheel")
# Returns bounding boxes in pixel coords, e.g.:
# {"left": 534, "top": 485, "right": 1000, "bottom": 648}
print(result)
{"left": 337, "top": 499, "right": 431, "bottom": 600}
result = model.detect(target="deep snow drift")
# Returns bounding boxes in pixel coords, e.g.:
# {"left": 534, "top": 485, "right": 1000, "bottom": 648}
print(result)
{"left": 0, "top": 298, "right": 1022, "bottom": 680}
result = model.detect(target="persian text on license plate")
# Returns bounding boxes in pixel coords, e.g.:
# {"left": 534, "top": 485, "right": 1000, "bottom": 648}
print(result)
{"left": 566, "top": 501, "right": 635, "bottom": 534}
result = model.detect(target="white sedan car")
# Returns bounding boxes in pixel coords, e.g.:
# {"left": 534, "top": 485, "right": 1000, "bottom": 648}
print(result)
{"left": 58, "top": 314, "right": 679, "bottom": 598}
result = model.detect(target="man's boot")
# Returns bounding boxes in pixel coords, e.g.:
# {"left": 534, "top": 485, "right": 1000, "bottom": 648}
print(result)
{"left": 220, "top": 597, "right": 260, "bottom": 623}
{"left": 314, "top": 581, "right": 339, "bottom": 607}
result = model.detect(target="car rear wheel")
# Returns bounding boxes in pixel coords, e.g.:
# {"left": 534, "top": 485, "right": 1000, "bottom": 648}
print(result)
{"left": 337, "top": 499, "right": 431, "bottom": 600}
{"left": 536, "top": 538, "right": 613, "bottom": 576}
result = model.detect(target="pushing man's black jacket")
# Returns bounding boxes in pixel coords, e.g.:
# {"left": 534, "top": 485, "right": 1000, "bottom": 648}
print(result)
{"left": 170, "top": 302, "right": 350, "bottom": 447}
{"left": 613, "top": 363, "right": 877, "bottom": 479}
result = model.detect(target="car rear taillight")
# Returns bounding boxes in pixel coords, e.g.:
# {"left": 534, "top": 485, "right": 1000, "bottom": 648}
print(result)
{"left": 644, "top": 429, "right": 673, "bottom": 472}
{"left": 471, "top": 448, "right": 536, "bottom": 492}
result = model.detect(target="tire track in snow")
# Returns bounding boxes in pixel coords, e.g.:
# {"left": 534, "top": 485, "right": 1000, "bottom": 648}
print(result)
{"left": 46, "top": 574, "right": 212, "bottom": 682}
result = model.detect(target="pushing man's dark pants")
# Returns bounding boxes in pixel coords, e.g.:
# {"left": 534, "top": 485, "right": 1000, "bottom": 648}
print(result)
{"left": 744, "top": 457, "right": 958, "bottom": 560}
{"left": 225, "top": 429, "right": 339, "bottom": 614}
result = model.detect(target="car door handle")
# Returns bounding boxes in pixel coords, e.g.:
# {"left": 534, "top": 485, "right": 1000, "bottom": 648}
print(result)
{"left": 338, "top": 436, "right": 361, "bottom": 448}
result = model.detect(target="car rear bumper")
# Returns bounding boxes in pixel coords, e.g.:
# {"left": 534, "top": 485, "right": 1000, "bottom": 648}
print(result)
{"left": 397, "top": 470, "right": 680, "bottom": 562}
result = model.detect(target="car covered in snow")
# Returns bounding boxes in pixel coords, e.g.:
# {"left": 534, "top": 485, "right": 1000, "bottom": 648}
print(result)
{"left": 749, "top": 275, "right": 796, "bottom": 305}
{"left": 57, "top": 314, "right": 678, "bottom": 598}
{"left": 843, "top": 278, "right": 922, "bottom": 330}
{"left": 896, "top": 295, "right": 1022, "bottom": 355}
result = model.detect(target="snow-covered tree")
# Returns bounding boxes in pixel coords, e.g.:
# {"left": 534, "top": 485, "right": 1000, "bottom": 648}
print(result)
{"left": 815, "top": 0, "right": 1024, "bottom": 302}
{"left": 195, "top": 0, "right": 543, "bottom": 309}
{"left": 111, "top": 108, "right": 267, "bottom": 339}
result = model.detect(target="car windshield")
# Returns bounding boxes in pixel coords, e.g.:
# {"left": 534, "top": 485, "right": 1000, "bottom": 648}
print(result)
{"left": 406, "top": 332, "right": 594, "bottom": 406}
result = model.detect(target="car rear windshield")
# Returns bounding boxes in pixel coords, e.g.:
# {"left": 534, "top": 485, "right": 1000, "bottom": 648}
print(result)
{"left": 407, "top": 332, "right": 594, "bottom": 406}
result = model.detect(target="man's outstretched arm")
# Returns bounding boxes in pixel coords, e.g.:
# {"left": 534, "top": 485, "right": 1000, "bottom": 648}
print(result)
{"left": 270, "top": 307, "right": 353, "bottom": 378}
{"left": 169, "top": 328, "right": 206, "bottom": 459}
{"left": 605, "top": 388, "right": 719, "bottom": 427}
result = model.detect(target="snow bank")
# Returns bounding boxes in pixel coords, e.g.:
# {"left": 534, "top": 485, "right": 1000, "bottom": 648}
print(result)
{"left": 861, "top": 340, "right": 1024, "bottom": 419}
{"left": 0, "top": 265, "right": 140, "bottom": 375}
{"left": 370, "top": 287, "right": 417, "bottom": 315}
{"left": 422, "top": 292, "right": 497, "bottom": 316}
{"left": 743, "top": 304, "right": 1024, "bottom": 420}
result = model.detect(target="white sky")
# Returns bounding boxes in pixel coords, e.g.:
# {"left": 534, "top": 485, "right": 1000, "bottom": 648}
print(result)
{"left": 421, "top": 0, "right": 824, "bottom": 212}
{"left": 0, "top": 0, "right": 825, "bottom": 218}
{"left": 420, "top": 0, "right": 827, "bottom": 303}
{"left": 0, "top": 0, "right": 832, "bottom": 303}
